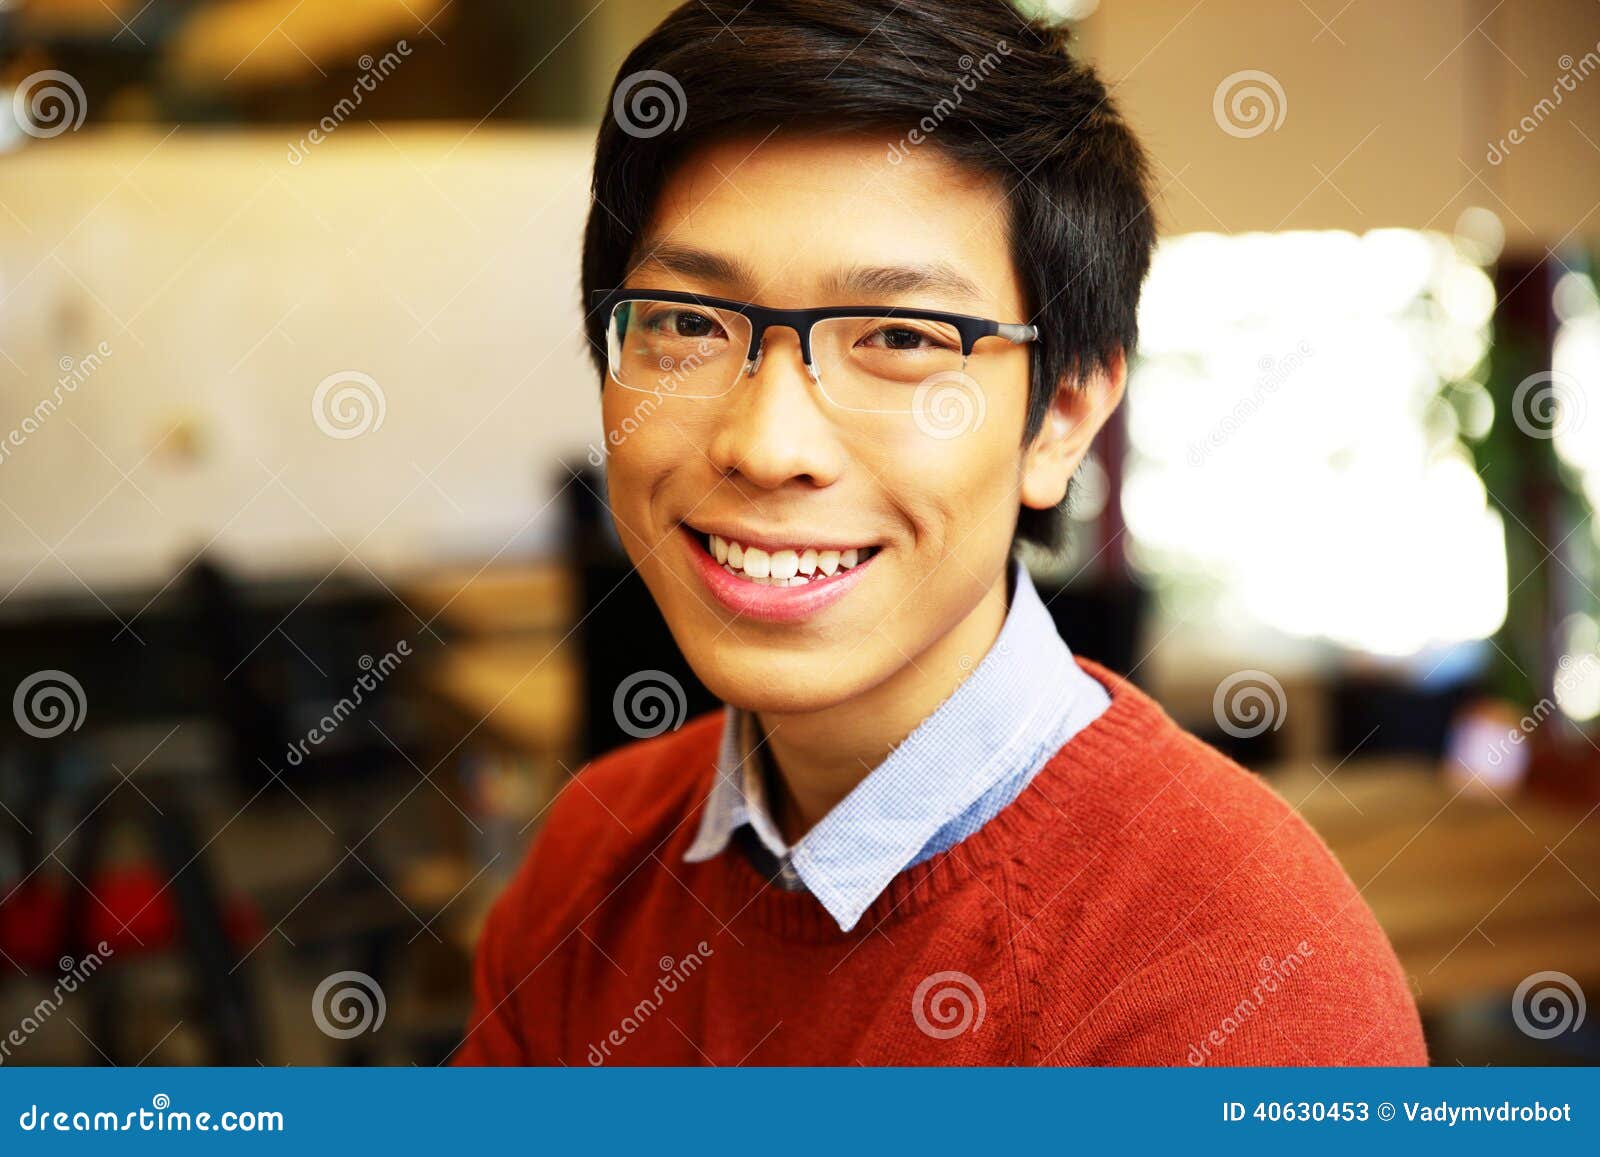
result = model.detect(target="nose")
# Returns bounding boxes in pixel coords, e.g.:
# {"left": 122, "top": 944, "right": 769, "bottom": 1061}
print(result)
{"left": 706, "top": 325, "right": 845, "bottom": 490}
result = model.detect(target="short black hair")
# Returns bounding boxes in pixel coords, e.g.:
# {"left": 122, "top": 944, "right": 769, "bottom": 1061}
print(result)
{"left": 581, "top": 0, "right": 1155, "bottom": 556}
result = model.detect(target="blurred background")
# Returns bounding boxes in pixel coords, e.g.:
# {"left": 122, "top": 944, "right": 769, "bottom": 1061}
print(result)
{"left": 1, "top": 0, "right": 1598, "bottom": 1066}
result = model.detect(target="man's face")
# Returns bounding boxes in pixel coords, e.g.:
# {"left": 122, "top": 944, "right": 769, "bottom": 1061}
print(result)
{"left": 601, "top": 131, "right": 1039, "bottom": 715}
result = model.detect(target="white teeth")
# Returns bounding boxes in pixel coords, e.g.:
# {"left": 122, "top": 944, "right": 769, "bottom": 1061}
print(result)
{"left": 705, "top": 533, "right": 876, "bottom": 585}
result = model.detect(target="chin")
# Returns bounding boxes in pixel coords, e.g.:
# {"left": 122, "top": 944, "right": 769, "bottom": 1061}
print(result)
{"left": 670, "top": 631, "right": 884, "bottom": 718}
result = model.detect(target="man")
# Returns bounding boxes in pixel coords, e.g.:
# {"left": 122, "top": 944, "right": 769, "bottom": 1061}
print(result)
{"left": 456, "top": 0, "right": 1426, "bottom": 1066}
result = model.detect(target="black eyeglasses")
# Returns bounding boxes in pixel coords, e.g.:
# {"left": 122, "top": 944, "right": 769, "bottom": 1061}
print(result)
{"left": 590, "top": 288, "right": 1039, "bottom": 415}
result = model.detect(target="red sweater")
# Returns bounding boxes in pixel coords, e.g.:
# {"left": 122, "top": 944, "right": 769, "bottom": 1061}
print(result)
{"left": 455, "top": 658, "right": 1427, "bottom": 1066}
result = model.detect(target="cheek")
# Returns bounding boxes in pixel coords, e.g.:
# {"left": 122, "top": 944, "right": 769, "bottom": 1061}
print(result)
{"left": 600, "top": 388, "right": 682, "bottom": 554}
{"left": 852, "top": 390, "right": 1027, "bottom": 557}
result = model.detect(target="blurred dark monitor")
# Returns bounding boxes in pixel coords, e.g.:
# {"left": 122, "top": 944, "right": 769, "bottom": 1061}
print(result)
{"left": 563, "top": 463, "right": 719, "bottom": 761}
{"left": 1329, "top": 673, "right": 1475, "bottom": 764}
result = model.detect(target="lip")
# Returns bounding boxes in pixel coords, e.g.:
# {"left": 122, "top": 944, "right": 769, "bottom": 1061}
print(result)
{"left": 680, "top": 526, "right": 877, "bottom": 624}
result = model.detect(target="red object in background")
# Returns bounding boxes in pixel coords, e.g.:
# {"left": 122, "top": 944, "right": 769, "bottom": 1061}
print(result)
{"left": 0, "top": 865, "right": 264, "bottom": 973}
{"left": 1526, "top": 730, "right": 1600, "bottom": 810}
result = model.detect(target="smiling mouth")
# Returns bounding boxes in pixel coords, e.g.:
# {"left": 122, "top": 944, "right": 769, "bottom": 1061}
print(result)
{"left": 701, "top": 533, "right": 880, "bottom": 587}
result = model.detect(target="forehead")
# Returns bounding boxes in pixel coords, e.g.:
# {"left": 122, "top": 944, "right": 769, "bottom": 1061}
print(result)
{"left": 633, "top": 131, "right": 1023, "bottom": 315}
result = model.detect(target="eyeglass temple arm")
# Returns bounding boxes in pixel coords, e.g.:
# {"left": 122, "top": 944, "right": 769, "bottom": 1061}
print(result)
{"left": 996, "top": 322, "right": 1039, "bottom": 345}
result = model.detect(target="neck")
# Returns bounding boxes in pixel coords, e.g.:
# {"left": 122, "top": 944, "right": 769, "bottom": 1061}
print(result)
{"left": 755, "top": 564, "right": 1014, "bottom": 843}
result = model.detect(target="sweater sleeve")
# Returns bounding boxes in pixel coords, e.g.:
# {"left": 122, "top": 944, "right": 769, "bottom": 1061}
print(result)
{"left": 1017, "top": 726, "right": 1429, "bottom": 1068}
{"left": 451, "top": 815, "right": 573, "bottom": 1066}
{"left": 1069, "top": 926, "right": 1429, "bottom": 1067}
{"left": 453, "top": 887, "right": 526, "bottom": 1065}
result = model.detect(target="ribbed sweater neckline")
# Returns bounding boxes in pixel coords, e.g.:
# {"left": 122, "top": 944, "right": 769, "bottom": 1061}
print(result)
{"left": 713, "top": 657, "right": 1171, "bottom": 942}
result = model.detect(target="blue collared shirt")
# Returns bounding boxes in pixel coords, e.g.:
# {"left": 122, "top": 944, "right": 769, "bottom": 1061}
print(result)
{"left": 683, "top": 558, "right": 1111, "bottom": 931}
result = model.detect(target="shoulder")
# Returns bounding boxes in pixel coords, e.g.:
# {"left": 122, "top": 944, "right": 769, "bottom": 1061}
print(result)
{"left": 480, "top": 709, "right": 722, "bottom": 954}
{"left": 1017, "top": 661, "right": 1427, "bottom": 1065}
{"left": 535, "top": 709, "right": 721, "bottom": 866}
{"left": 456, "top": 710, "right": 723, "bottom": 1063}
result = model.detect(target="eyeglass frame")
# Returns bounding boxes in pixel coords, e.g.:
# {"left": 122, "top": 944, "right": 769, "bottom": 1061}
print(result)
{"left": 589, "top": 287, "right": 1041, "bottom": 388}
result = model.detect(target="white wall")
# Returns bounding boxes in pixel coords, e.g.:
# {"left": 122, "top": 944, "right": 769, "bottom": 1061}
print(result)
{"left": 0, "top": 126, "right": 604, "bottom": 596}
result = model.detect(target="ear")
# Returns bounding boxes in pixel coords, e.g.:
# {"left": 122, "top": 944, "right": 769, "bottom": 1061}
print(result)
{"left": 1019, "top": 350, "right": 1127, "bottom": 513}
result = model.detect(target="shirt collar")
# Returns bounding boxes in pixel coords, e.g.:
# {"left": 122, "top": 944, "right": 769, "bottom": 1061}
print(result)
{"left": 684, "top": 557, "right": 1083, "bottom": 931}
{"left": 684, "top": 706, "right": 786, "bottom": 866}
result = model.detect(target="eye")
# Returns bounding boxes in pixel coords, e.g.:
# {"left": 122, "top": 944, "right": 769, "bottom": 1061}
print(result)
{"left": 857, "top": 323, "right": 959, "bottom": 353}
{"left": 643, "top": 308, "right": 727, "bottom": 340}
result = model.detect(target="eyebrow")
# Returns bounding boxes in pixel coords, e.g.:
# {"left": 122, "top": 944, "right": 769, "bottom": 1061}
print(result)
{"left": 628, "top": 242, "right": 986, "bottom": 305}
{"left": 820, "top": 262, "right": 985, "bottom": 304}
